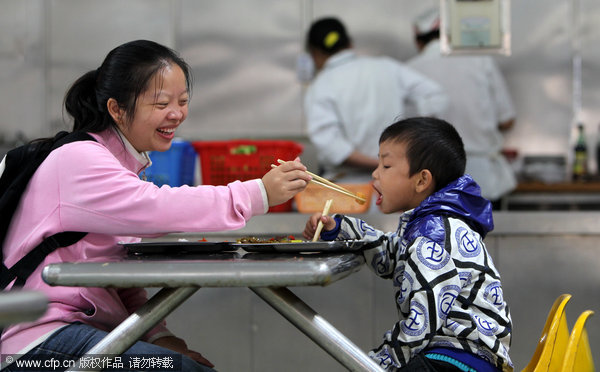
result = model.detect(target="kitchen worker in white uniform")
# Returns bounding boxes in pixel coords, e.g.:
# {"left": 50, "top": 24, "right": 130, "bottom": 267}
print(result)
{"left": 407, "top": 8, "right": 517, "bottom": 207}
{"left": 303, "top": 17, "right": 448, "bottom": 188}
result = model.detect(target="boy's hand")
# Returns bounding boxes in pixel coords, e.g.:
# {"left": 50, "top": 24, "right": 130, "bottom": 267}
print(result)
{"left": 303, "top": 212, "right": 336, "bottom": 240}
{"left": 262, "top": 158, "right": 311, "bottom": 207}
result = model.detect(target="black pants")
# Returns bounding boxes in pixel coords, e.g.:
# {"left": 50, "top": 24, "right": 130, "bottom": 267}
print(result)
{"left": 399, "top": 353, "right": 465, "bottom": 371}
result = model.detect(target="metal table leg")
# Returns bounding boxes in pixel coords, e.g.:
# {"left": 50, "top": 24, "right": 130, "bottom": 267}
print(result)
{"left": 0, "top": 291, "right": 47, "bottom": 327}
{"left": 67, "top": 286, "right": 199, "bottom": 372}
{"left": 250, "top": 287, "right": 384, "bottom": 372}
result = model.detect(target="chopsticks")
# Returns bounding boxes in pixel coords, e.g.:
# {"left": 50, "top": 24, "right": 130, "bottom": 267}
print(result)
{"left": 274, "top": 159, "right": 367, "bottom": 204}
{"left": 313, "top": 199, "right": 333, "bottom": 242}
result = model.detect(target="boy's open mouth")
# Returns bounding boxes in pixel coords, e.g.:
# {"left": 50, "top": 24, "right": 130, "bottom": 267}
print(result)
{"left": 373, "top": 185, "right": 383, "bottom": 205}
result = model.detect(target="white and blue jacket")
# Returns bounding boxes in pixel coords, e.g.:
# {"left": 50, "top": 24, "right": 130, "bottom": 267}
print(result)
{"left": 321, "top": 175, "right": 513, "bottom": 371}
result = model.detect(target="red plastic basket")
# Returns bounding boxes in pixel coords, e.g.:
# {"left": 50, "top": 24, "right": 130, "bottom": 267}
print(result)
{"left": 192, "top": 140, "right": 303, "bottom": 212}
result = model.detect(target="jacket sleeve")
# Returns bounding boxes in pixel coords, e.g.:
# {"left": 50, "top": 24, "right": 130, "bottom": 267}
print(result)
{"left": 304, "top": 86, "right": 354, "bottom": 166}
{"left": 50, "top": 141, "right": 266, "bottom": 236}
{"left": 332, "top": 215, "right": 401, "bottom": 279}
{"left": 397, "top": 64, "right": 449, "bottom": 118}
{"left": 486, "top": 58, "right": 516, "bottom": 123}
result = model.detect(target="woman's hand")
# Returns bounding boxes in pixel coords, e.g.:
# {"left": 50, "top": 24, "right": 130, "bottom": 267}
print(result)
{"left": 152, "top": 336, "right": 214, "bottom": 368}
{"left": 302, "top": 212, "right": 336, "bottom": 240}
{"left": 262, "top": 158, "right": 311, "bottom": 207}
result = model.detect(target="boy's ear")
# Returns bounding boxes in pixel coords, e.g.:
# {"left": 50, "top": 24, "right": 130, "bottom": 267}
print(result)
{"left": 415, "top": 169, "right": 435, "bottom": 193}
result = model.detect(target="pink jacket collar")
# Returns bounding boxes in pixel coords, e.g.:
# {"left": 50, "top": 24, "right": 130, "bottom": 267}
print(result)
{"left": 89, "top": 127, "right": 150, "bottom": 175}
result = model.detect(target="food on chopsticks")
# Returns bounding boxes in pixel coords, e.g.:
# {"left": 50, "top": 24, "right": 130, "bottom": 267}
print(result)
{"left": 236, "top": 235, "right": 304, "bottom": 243}
{"left": 273, "top": 159, "right": 367, "bottom": 204}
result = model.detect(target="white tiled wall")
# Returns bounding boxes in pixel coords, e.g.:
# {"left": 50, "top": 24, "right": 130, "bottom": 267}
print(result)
{"left": 2, "top": 0, "right": 600, "bottom": 160}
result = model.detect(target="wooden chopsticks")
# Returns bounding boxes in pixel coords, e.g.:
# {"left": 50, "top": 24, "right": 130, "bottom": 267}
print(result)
{"left": 312, "top": 199, "right": 333, "bottom": 242}
{"left": 273, "top": 159, "right": 367, "bottom": 204}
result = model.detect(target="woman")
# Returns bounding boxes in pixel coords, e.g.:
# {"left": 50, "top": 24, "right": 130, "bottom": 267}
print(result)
{"left": 0, "top": 40, "right": 310, "bottom": 371}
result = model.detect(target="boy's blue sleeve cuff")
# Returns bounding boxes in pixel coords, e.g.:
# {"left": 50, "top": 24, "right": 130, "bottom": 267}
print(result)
{"left": 319, "top": 215, "right": 342, "bottom": 241}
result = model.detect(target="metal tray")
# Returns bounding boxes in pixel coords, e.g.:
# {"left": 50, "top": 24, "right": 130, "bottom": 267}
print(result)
{"left": 232, "top": 240, "right": 367, "bottom": 253}
{"left": 123, "top": 241, "right": 235, "bottom": 255}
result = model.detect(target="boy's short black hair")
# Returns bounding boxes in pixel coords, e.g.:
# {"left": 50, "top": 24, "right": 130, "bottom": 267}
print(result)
{"left": 379, "top": 117, "right": 466, "bottom": 191}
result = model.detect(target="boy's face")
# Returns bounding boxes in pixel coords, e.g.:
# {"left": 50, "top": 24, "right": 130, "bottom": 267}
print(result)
{"left": 372, "top": 140, "right": 429, "bottom": 214}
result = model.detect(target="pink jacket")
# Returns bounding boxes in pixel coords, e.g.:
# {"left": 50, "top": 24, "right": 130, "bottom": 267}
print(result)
{"left": 1, "top": 128, "right": 266, "bottom": 356}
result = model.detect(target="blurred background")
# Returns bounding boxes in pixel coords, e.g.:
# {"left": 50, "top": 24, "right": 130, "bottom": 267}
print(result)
{"left": 2, "top": 0, "right": 599, "bottom": 165}
{"left": 1, "top": 0, "right": 600, "bottom": 371}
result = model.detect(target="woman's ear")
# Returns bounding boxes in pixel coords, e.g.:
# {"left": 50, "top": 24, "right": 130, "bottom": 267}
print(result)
{"left": 107, "top": 98, "right": 124, "bottom": 128}
{"left": 415, "top": 169, "right": 435, "bottom": 194}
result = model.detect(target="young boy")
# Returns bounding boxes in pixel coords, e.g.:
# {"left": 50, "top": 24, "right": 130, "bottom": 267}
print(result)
{"left": 303, "top": 117, "right": 512, "bottom": 371}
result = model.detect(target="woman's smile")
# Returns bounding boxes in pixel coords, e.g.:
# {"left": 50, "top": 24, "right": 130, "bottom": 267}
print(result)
{"left": 156, "top": 126, "right": 177, "bottom": 140}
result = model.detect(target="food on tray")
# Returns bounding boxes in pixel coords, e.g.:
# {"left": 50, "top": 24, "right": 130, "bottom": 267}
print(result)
{"left": 236, "top": 235, "right": 304, "bottom": 244}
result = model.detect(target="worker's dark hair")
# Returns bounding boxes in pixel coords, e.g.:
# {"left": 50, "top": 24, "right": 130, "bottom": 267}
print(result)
{"left": 380, "top": 117, "right": 466, "bottom": 191}
{"left": 415, "top": 29, "right": 440, "bottom": 46}
{"left": 306, "top": 17, "right": 351, "bottom": 55}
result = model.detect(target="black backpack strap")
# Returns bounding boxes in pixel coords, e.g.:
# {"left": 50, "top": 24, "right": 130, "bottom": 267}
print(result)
{"left": 51, "top": 131, "right": 95, "bottom": 150}
{"left": 0, "top": 262, "right": 10, "bottom": 288}
{"left": 1, "top": 131, "right": 95, "bottom": 290}
{"left": 0, "top": 131, "right": 94, "bottom": 243}
{"left": 1, "top": 231, "right": 87, "bottom": 289}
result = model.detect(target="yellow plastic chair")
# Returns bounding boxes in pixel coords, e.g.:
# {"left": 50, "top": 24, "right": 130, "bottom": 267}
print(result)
{"left": 522, "top": 294, "right": 572, "bottom": 372}
{"left": 562, "top": 310, "right": 595, "bottom": 372}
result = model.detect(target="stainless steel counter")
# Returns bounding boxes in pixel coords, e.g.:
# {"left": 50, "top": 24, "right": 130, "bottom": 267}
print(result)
{"left": 157, "top": 211, "right": 600, "bottom": 240}
{"left": 502, "top": 181, "right": 600, "bottom": 211}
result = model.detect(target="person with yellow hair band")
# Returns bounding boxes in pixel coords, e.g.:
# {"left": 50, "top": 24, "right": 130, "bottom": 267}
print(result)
{"left": 303, "top": 17, "right": 449, "bottom": 211}
{"left": 323, "top": 31, "right": 339, "bottom": 49}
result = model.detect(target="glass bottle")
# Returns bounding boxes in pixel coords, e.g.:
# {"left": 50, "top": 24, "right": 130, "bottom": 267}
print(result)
{"left": 572, "top": 123, "right": 588, "bottom": 181}
{"left": 596, "top": 123, "right": 600, "bottom": 177}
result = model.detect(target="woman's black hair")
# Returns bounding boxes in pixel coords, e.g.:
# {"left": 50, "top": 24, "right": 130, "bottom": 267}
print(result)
{"left": 379, "top": 117, "right": 466, "bottom": 191}
{"left": 306, "top": 17, "right": 351, "bottom": 55}
{"left": 63, "top": 40, "right": 192, "bottom": 133}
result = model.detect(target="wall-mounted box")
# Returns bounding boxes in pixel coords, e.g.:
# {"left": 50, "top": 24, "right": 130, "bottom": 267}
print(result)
{"left": 440, "top": 0, "right": 511, "bottom": 55}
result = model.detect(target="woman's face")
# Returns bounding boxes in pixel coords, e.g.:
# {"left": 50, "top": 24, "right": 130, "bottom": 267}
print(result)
{"left": 119, "top": 64, "right": 189, "bottom": 153}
